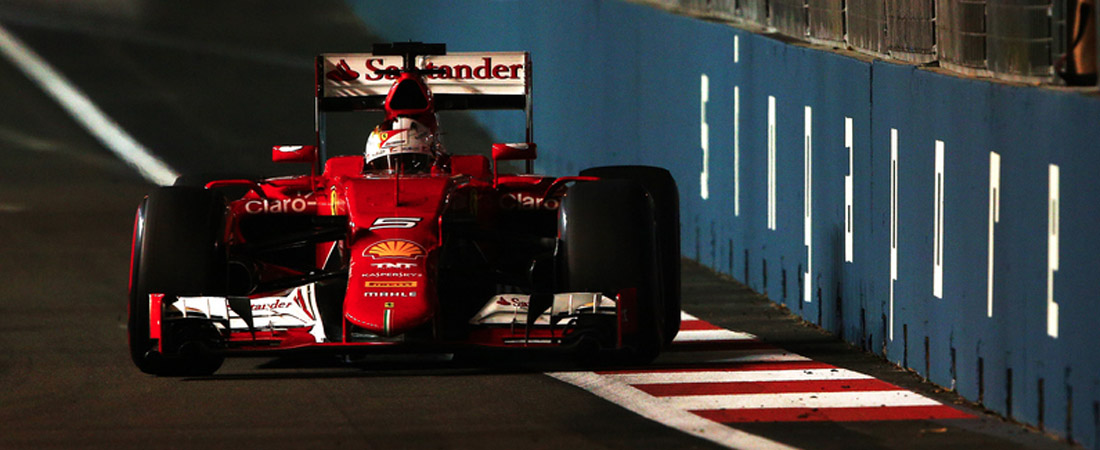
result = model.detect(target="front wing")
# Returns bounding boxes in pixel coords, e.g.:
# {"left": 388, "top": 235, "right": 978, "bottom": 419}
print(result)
{"left": 146, "top": 284, "right": 630, "bottom": 354}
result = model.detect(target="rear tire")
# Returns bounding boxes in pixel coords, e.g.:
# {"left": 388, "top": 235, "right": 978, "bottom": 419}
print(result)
{"left": 128, "top": 187, "right": 227, "bottom": 376}
{"left": 559, "top": 180, "right": 663, "bottom": 363}
{"left": 580, "top": 166, "right": 681, "bottom": 344}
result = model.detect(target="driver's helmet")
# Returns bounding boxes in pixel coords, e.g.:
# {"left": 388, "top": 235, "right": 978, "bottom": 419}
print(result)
{"left": 363, "top": 117, "right": 438, "bottom": 174}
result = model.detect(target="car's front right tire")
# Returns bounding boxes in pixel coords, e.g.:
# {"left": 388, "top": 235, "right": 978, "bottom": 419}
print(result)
{"left": 579, "top": 165, "right": 681, "bottom": 344}
{"left": 559, "top": 179, "right": 663, "bottom": 364}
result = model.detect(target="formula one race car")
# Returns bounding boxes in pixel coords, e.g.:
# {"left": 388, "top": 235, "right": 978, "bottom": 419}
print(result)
{"left": 127, "top": 42, "right": 680, "bottom": 375}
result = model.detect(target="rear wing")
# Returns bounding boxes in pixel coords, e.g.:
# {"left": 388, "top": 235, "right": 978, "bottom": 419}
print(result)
{"left": 314, "top": 51, "right": 533, "bottom": 164}
{"left": 316, "top": 52, "right": 531, "bottom": 113}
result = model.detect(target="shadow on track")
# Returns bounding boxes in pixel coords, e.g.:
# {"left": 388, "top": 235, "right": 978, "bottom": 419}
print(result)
{"left": 181, "top": 347, "right": 639, "bottom": 382}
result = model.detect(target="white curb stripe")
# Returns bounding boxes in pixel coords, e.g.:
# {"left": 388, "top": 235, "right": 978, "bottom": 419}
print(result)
{"left": 0, "top": 24, "right": 178, "bottom": 185}
{"left": 652, "top": 349, "right": 811, "bottom": 366}
{"left": 553, "top": 312, "right": 968, "bottom": 440}
{"left": 547, "top": 371, "right": 800, "bottom": 450}
{"left": 604, "top": 368, "right": 874, "bottom": 385}
{"left": 661, "top": 390, "right": 941, "bottom": 411}
{"left": 674, "top": 329, "right": 759, "bottom": 342}
{"left": 703, "top": 354, "right": 810, "bottom": 364}
{"left": 703, "top": 349, "right": 811, "bottom": 363}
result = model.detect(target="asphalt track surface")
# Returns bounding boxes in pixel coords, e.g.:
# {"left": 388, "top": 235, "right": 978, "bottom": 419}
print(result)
{"left": 0, "top": 2, "right": 1080, "bottom": 449}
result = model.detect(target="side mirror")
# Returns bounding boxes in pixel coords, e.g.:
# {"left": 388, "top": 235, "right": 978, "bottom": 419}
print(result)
{"left": 491, "top": 143, "right": 537, "bottom": 161}
{"left": 491, "top": 143, "right": 537, "bottom": 186}
{"left": 272, "top": 145, "right": 318, "bottom": 163}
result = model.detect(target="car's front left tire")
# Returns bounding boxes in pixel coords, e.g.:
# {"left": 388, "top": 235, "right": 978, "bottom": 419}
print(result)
{"left": 128, "top": 187, "right": 227, "bottom": 376}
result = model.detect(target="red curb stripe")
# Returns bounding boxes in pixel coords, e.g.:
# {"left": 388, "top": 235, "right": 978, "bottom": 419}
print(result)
{"left": 678, "top": 320, "right": 724, "bottom": 331}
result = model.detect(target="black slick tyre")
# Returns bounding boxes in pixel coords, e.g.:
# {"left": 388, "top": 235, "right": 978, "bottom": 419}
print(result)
{"left": 580, "top": 166, "right": 681, "bottom": 344}
{"left": 559, "top": 179, "right": 663, "bottom": 363}
{"left": 128, "top": 187, "right": 227, "bottom": 376}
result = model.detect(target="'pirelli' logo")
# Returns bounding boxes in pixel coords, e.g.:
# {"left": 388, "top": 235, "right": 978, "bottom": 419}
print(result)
{"left": 365, "top": 281, "right": 418, "bottom": 288}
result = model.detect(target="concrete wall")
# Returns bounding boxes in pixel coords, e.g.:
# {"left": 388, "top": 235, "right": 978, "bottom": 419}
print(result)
{"left": 350, "top": 0, "right": 1100, "bottom": 446}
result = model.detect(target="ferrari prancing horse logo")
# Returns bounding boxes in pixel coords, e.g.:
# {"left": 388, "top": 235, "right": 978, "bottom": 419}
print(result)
{"left": 364, "top": 239, "right": 425, "bottom": 259}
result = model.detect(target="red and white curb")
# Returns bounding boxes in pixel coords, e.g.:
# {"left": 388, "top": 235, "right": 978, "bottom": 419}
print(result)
{"left": 547, "top": 312, "right": 972, "bottom": 449}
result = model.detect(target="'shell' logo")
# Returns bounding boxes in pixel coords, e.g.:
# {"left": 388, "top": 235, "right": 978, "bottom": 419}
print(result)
{"left": 364, "top": 240, "right": 425, "bottom": 259}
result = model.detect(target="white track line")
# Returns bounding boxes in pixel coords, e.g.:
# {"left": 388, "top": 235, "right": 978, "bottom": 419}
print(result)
{"left": 0, "top": 23, "right": 177, "bottom": 185}
{"left": 0, "top": 203, "right": 26, "bottom": 213}
{"left": 661, "top": 390, "right": 942, "bottom": 411}
{"left": 547, "top": 371, "right": 800, "bottom": 450}
{"left": 704, "top": 349, "right": 811, "bottom": 364}
{"left": 603, "top": 368, "right": 873, "bottom": 385}
{"left": 654, "top": 350, "right": 811, "bottom": 367}
{"left": 674, "top": 329, "right": 758, "bottom": 342}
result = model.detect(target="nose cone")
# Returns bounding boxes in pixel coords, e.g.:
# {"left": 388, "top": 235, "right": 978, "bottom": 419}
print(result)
{"left": 334, "top": 176, "right": 450, "bottom": 338}
{"left": 344, "top": 287, "right": 432, "bottom": 337}
{"left": 344, "top": 239, "right": 434, "bottom": 337}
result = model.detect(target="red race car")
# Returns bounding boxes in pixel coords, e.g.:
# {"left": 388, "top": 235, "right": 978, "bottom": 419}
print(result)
{"left": 127, "top": 42, "right": 681, "bottom": 375}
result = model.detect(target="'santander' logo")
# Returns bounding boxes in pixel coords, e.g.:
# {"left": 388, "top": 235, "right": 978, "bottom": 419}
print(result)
{"left": 364, "top": 57, "right": 523, "bottom": 81}
{"left": 326, "top": 59, "right": 360, "bottom": 82}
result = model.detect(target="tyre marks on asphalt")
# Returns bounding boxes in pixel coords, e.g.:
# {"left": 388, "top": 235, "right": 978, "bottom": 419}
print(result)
{"left": 549, "top": 312, "right": 972, "bottom": 449}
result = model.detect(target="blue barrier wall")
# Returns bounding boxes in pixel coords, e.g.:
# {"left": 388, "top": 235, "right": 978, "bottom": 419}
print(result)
{"left": 350, "top": 0, "right": 1100, "bottom": 445}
